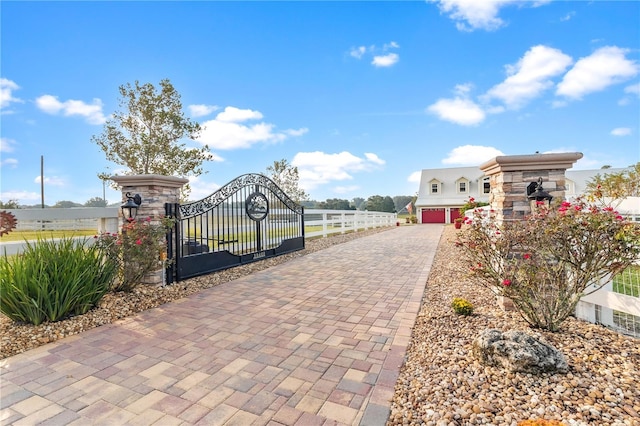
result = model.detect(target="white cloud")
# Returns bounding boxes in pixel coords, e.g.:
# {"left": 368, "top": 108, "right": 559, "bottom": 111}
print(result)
{"left": 0, "top": 137, "right": 16, "bottom": 152}
{"left": 333, "top": 185, "right": 360, "bottom": 194}
{"left": 216, "top": 106, "right": 263, "bottom": 122}
{"left": 572, "top": 156, "right": 601, "bottom": 170}
{"left": 427, "top": 97, "right": 485, "bottom": 126}
{"left": 350, "top": 42, "right": 400, "bottom": 67}
{"left": 551, "top": 100, "right": 568, "bottom": 109}
{"left": 186, "top": 175, "right": 221, "bottom": 201}
{"left": 454, "top": 83, "right": 474, "bottom": 96}
{"left": 442, "top": 145, "right": 505, "bottom": 165}
{"left": 0, "top": 78, "right": 23, "bottom": 111}
{"left": 624, "top": 82, "right": 640, "bottom": 96}
{"left": 285, "top": 128, "right": 309, "bottom": 137}
{"left": 618, "top": 82, "right": 640, "bottom": 105}
{"left": 364, "top": 152, "right": 385, "bottom": 165}
{"left": 431, "top": 0, "right": 551, "bottom": 32}
{"left": 431, "top": 0, "right": 509, "bottom": 31}
{"left": 35, "top": 94, "right": 107, "bottom": 125}
{"left": 372, "top": 53, "right": 399, "bottom": 68}
{"left": 556, "top": 46, "right": 639, "bottom": 99}
{"left": 34, "top": 175, "right": 66, "bottom": 187}
{"left": 1, "top": 158, "right": 18, "bottom": 168}
{"left": 349, "top": 46, "right": 367, "bottom": 59}
{"left": 611, "top": 127, "right": 632, "bottom": 136}
{"left": 0, "top": 190, "right": 39, "bottom": 203}
{"left": 292, "top": 151, "right": 385, "bottom": 191}
{"left": 198, "top": 106, "right": 307, "bottom": 150}
{"left": 408, "top": 171, "right": 422, "bottom": 183}
{"left": 484, "top": 45, "right": 573, "bottom": 109}
{"left": 188, "top": 104, "right": 219, "bottom": 118}
{"left": 560, "top": 11, "right": 575, "bottom": 22}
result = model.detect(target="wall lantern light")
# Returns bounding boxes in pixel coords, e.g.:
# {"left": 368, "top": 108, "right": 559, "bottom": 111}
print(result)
{"left": 526, "top": 177, "right": 553, "bottom": 208}
{"left": 121, "top": 192, "right": 142, "bottom": 220}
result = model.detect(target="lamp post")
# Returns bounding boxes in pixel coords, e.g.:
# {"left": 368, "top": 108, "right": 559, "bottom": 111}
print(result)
{"left": 526, "top": 177, "right": 553, "bottom": 210}
{"left": 121, "top": 192, "right": 142, "bottom": 221}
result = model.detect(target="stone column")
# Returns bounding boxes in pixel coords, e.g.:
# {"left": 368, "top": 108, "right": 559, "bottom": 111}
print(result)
{"left": 479, "top": 152, "right": 583, "bottom": 222}
{"left": 111, "top": 174, "right": 188, "bottom": 286}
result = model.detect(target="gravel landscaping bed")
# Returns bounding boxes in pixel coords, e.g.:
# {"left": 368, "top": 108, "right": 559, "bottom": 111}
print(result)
{"left": 1, "top": 228, "right": 390, "bottom": 359}
{"left": 388, "top": 226, "right": 640, "bottom": 426}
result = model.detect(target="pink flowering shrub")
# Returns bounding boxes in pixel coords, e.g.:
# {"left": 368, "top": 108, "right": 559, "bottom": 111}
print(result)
{"left": 459, "top": 196, "right": 489, "bottom": 217}
{"left": 95, "top": 216, "right": 175, "bottom": 292}
{"left": 456, "top": 197, "right": 640, "bottom": 331}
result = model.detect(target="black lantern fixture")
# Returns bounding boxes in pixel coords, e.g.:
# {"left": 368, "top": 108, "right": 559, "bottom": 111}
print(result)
{"left": 121, "top": 192, "right": 142, "bottom": 221}
{"left": 526, "top": 177, "right": 553, "bottom": 207}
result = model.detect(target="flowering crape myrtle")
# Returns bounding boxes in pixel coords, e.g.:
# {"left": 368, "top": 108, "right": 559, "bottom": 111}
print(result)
{"left": 456, "top": 197, "right": 640, "bottom": 331}
{"left": 95, "top": 216, "right": 175, "bottom": 292}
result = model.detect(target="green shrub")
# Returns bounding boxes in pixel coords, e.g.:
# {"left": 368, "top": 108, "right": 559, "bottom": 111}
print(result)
{"left": 459, "top": 196, "right": 489, "bottom": 216}
{"left": 0, "top": 237, "right": 116, "bottom": 325}
{"left": 451, "top": 297, "right": 474, "bottom": 315}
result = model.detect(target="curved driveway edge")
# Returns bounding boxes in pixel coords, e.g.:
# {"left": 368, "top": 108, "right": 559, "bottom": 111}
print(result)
{"left": 1, "top": 225, "right": 443, "bottom": 426}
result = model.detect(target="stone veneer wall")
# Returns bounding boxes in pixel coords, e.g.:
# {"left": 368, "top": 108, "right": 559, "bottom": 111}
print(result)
{"left": 480, "top": 153, "right": 583, "bottom": 222}
{"left": 110, "top": 174, "right": 188, "bottom": 285}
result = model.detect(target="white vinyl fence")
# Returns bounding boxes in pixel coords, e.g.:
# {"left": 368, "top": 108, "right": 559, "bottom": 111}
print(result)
{"left": 575, "top": 265, "right": 640, "bottom": 338}
{"left": 0, "top": 208, "right": 397, "bottom": 256}
{"left": 4, "top": 207, "right": 119, "bottom": 232}
{"left": 304, "top": 209, "right": 397, "bottom": 238}
{"left": 574, "top": 201, "right": 640, "bottom": 338}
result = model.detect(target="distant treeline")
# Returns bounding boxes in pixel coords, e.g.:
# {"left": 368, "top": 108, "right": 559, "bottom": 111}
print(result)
{"left": 301, "top": 195, "right": 414, "bottom": 214}
{"left": 1, "top": 195, "right": 415, "bottom": 214}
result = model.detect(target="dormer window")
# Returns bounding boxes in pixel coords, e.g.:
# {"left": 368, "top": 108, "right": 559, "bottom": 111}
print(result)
{"left": 430, "top": 179, "right": 441, "bottom": 194}
{"left": 456, "top": 177, "right": 469, "bottom": 194}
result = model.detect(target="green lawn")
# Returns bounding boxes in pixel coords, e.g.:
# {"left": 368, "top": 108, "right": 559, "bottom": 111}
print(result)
{"left": 0, "top": 229, "right": 96, "bottom": 242}
{"left": 613, "top": 265, "right": 640, "bottom": 297}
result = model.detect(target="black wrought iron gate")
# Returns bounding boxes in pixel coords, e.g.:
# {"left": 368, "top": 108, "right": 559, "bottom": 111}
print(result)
{"left": 165, "top": 174, "right": 305, "bottom": 283}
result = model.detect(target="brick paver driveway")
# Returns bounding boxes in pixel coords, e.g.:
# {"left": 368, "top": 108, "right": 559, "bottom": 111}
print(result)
{"left": 1, "top": 225, "right": 443, "bottom": 426}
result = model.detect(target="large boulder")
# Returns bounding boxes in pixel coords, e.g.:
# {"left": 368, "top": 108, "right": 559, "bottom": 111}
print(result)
{"left": 472, "top": 329, "right": 568, "bottom": 374}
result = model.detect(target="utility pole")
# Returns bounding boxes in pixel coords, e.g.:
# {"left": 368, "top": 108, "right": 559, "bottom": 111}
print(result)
{"left": 40, "top": 155, "right": 44, "bottom": 209}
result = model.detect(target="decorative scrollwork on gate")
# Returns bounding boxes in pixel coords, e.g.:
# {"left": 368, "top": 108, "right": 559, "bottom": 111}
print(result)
{"left": 179, "top": 174, "right": 302, "bottom": 219}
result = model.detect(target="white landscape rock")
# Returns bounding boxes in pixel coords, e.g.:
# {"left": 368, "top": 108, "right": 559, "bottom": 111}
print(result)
{"left": 472, "top": 328, "right": 569, "bottom": 374}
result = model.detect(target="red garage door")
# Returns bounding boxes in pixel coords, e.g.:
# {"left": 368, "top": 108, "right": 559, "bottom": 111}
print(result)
{"left": 421, "top": 208, "right": 445, "bottom": 223}
{"left": 450, "top": 208, "right": 462, "bottom": 223}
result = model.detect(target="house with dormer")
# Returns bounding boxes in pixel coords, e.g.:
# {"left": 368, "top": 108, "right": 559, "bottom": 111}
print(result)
{"left": 414, "top": 165, "right": 630, "bottom": 224}
{"left": 415, "top": 166, "right": 490, "bottom": 223}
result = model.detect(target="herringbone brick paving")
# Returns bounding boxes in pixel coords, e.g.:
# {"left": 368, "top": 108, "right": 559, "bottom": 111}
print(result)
{"left": 0, "top": 225, "right": 443, "bottom": 425}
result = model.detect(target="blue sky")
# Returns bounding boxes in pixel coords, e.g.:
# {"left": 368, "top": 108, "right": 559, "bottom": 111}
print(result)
{"left": 1, "top": 1, "right": 639, "bottom": 205}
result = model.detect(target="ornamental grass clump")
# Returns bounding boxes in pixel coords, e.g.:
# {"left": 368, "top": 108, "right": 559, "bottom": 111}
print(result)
{"left": 451, "top": 297, "right": 474, "bottom": 315}
{"left": 456, "top": 197, "right": 640, "bottom": 332}
{"left": 0, "top": 237, "right": 116, "bottom": 325}
{"left": 95, "top": 216, "right": 174, "bottom": 292}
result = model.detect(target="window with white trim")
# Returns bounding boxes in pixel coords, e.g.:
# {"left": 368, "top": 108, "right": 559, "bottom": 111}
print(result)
{"left": 482, "top": 177, "right": 490, "bottom": 194}
{"left": 456, "top": 178, "right": 469, "bottom": 194}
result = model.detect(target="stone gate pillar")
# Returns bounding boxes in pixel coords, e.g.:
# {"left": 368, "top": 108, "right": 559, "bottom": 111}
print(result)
{"left": 111, "top": 174, "right": 188, "bottom": 285}
{"left": 479, "top": 152, "right": 583, "bottom": 222}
